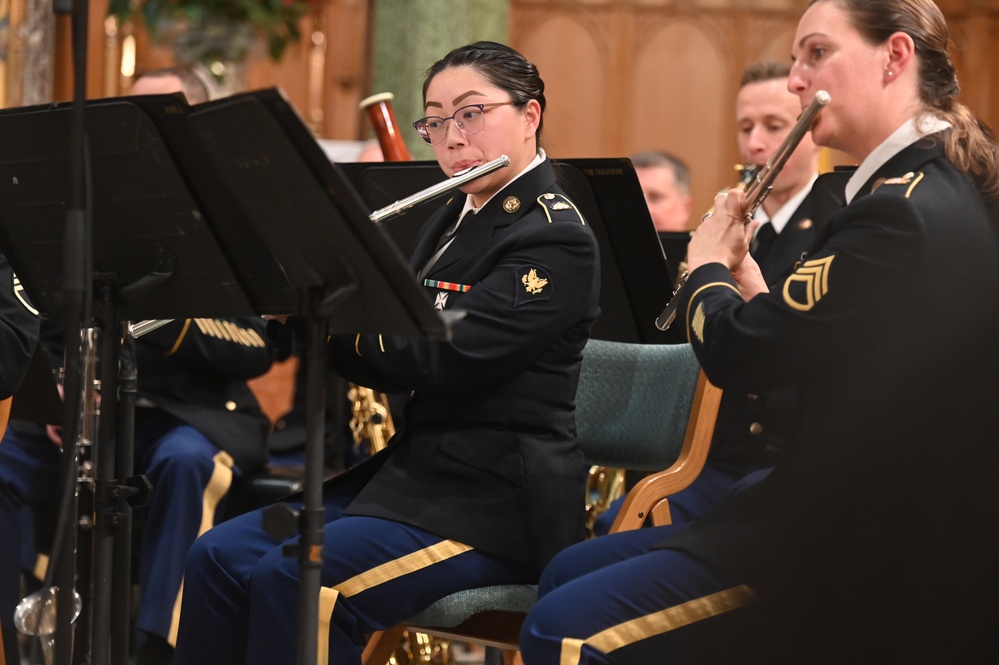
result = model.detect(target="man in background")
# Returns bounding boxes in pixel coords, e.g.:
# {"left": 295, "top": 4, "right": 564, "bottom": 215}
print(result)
{"left": 129, "top": 66, "right": 210, "bottom": 104}
{"left": 593, "top": 60, "right": 825, "bottom": 536}
{"left": 631, "top": 150, "right": 693, "bottom": 233}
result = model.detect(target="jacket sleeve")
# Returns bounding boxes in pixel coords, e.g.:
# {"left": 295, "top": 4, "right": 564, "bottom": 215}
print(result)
{"left": 137, "top": 317, "right": 276, "bottom": 381}
{"left": 679, "top": 193, "right": 926, "bottom": 394}
{"left": 0, "top": 252, "right": 40, "bottom": 398}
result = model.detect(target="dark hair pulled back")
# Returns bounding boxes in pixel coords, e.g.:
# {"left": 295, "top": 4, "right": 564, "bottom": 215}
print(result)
{"left": 422, "top": 41, "right": 547, "bottom": 146}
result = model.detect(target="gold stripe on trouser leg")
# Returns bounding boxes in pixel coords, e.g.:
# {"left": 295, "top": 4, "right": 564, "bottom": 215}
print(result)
{"left": 167, "top": 450, "right": 235, "bottom": 646}
{"left": 318, "top": 587, "right": 340, "bottom": 665}
{"left": 33, "top": 553, "right": 50, "bottom": 582}
{"left": 316, "top": 540, "right": 474, "bottom": 662}
{"left": 558, "top": 585, "right": 756, "bottom": 665}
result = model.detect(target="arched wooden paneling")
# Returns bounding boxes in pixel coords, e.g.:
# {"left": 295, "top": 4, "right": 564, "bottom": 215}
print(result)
{"left": 628, "top": 17, "right": 728, "bottom": 220}
{"left": 516, "top": 12, "right": 609, "bottom": 158}
{"left": 40, "top": 0, "right": 999, "bottom": 200}
{"left": 511, "top": 0, "right": 999, "bottom": 213}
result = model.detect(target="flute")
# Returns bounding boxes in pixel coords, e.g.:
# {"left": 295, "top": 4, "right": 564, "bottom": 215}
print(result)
{"left": 369, "top": 154, "right": 511, "bottom": 224}
{"left": 654, "top": 90, "right": 830, "bottom": 331}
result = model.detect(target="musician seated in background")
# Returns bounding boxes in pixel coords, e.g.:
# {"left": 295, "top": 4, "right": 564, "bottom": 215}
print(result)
{"left": 0, "top": 68, "right": 274, "bottom": 665}
{"left": 172, "top": 41, "right": 600, "bottom": 665}
{"left": 127, "top": 66, "right": 210, "bottom": 104}
{"left": 631, "top": 150, "right": 694, "bottom": 233}
{"left": 591, "top": 59, "right": 824, "bottom": 537}
{"left": 521, "top": 0, "right": 999, "bottom": 662}
{"left": 0, "top": 249, "right": 40, "bottom": 665}
{"left": 0, "top": 315, "right": 275, "bottom": 664}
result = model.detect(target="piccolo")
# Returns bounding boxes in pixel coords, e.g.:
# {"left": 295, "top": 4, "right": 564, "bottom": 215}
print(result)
{"left": 654, "top": 90, "right": 830, "bottom": 332}
{"left": 369, "top": 154, "right": 511, "bottom": 224}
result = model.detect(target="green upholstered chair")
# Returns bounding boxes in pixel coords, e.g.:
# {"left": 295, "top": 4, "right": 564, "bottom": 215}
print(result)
{"left": 361, "top": 340, "right": 722, "bottom": 665}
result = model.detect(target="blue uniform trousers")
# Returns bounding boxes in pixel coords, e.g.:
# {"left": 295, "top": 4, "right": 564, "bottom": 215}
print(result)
{"left": 0, "top": 410, "right": 230, "bottom": 643}
{"left": 521, "top": 527, "right": 750, "bottom": 665}
{"left": 592, "top": 463, "right": 745, "bottom": 536}
{"left": 174, "top": 492, "right": 538, "bottom": 665}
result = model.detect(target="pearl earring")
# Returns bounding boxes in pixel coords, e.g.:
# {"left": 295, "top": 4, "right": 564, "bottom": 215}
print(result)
{"left": 887, "top": 70, "right": 894, "bottom": 78}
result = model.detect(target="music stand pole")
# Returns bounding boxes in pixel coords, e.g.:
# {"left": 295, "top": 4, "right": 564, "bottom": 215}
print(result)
{"left": 54, "top": 0, "right": 91, "bottom": 662}
{"left": 296, "top": 306, "right": 330, "bottom": 664}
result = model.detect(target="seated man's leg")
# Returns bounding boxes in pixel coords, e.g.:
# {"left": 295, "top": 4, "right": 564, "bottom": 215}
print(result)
{"left": 245, "top": 516, "right": 538, "bottom": 665}
{"left": 522, "top": 548, "right": 753, "bottom": 665}
{"left": 133, "top": 413, "right": 234, "bottom": 647}
{"left": 0, "top": 428, "right": 61, "bottom": 663}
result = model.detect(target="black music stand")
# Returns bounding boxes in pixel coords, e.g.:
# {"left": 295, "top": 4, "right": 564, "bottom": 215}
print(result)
{"left": 338, "top": 157, "right": 681, "bottom": 344}
{"left": 0, "top": 91, "right": 449, "bottom": 665}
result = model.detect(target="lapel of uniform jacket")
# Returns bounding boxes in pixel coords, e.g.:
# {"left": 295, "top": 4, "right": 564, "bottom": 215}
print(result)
{"left": 427, "top": 159, "right": 558, "bottom": 277}
{"left": 410, "top": 195, "right": 466, "bottom": 274}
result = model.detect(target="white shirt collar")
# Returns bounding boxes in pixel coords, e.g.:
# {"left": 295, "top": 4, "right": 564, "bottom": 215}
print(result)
{"left": 460, "top": 149, "right": 545, "bottom": 218}
{"left": 844, "top": 115, "right": 952, "bottom": 203}
{"left": 754, "top": 173, "right": 819, "bottom": 237}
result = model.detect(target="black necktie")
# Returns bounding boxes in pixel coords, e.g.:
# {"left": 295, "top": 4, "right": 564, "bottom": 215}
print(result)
{"left": 419, "top": 211, "right": 474, "bottom": 280}
{"left": 751, "top": 222, "right": 777, "bottom": 259}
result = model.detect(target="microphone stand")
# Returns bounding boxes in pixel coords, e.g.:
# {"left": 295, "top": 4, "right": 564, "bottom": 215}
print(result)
{"left": 52, "top": 0, "right": 90, "bottom": 663}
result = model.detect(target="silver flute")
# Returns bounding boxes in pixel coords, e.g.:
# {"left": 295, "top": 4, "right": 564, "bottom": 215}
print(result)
{"left": 369, "top": 154, "right": 511, "bottom": 223}
{"left": 654, "top": 90, "right": 830, "bottom": 331}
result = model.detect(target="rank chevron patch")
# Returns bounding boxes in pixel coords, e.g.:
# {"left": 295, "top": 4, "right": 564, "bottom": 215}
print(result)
{"left": 782, "top": 255, "right": 835, "bottom": 312}
{"left": 691, "top": 303, "right": 706, "bottom": 344}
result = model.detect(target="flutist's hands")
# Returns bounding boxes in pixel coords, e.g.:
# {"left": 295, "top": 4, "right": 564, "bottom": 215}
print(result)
{"left": 687, "top": 189, "right": 755, "bottom": 273}
{"left": 733, "top": 253, "right": 768, "bottom": 301}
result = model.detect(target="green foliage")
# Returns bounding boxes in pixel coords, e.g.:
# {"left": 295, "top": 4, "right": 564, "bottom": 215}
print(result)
{"left": 108, "top": 0, "right": 312, "bottom": 63}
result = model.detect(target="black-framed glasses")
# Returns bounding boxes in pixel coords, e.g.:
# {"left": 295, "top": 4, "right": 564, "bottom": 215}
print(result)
{"left": 413, "top": 101, "right": 518, "bottom": 145}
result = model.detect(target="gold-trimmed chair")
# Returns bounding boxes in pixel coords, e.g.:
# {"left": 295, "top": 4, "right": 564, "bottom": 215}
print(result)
{"left": 361, "top": 340, "right": 722, "bottom": 665}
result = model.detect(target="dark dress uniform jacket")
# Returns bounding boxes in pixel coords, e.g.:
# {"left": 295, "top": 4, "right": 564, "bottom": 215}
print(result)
{"left": 327, "top": 158, "right": 601, "bottom": 570}
{"left": 0, "top": 252, "right": 38, "bottom": 398}
{"left": 135, "top": 318, "right": 275, "bottom": 472}
{"left": 665, "top": 137, "right": 999, "bottom": 658}
{"left": 709, "top": 190, "right": 826, "bottom": 471}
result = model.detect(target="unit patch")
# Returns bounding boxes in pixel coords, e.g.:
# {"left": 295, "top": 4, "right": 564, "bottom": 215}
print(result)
{"left": 514, "top": 266, "right": 552, "bottom": 307}
{"left": 783, "top": 255, "right": 835, "bottom": 312}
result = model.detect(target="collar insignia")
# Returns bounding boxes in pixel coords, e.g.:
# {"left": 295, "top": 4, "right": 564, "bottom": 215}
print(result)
{"left": 502, "top": 196, "right": 521, "bottom": 213}
{"left": 783, "top": 255, "right": 835, "bottom": 311}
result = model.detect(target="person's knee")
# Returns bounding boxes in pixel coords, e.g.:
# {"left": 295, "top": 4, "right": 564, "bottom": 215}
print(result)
{"left": 519, "top": 595, "right": 569, "bottom": 664}
{"left": 537, "top": 546, "right": 583, "bottom": 597}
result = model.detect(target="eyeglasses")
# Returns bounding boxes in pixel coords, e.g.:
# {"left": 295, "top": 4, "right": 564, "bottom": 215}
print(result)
{"left": 413, "top": 102, "right": 518, "bottom": 145}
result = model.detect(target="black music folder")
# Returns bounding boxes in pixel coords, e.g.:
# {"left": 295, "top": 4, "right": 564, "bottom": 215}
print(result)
{"left": 0, "top": 90, "right": 448, "bottom": 340}
{"left": 339, "top": 157, "right": 678, "bottom": 344}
